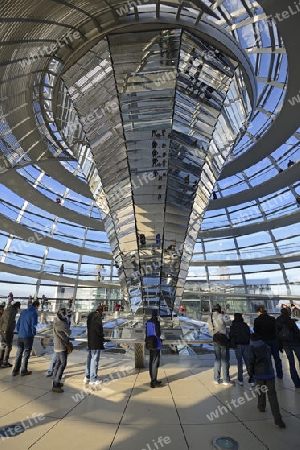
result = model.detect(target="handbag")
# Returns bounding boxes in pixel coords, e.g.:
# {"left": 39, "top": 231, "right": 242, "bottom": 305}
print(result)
{"left": 213, "top": 332, "right": 229, "bottom": 346}
{"left": 65, "top": 341, "right": 74, "bottom": 354}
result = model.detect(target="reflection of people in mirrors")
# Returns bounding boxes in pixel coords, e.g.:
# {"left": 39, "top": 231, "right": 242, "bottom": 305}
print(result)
{"left": 167, "top": 243, "right": 176, "bottom": 251}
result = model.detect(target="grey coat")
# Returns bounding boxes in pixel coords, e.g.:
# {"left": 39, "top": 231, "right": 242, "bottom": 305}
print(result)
{"left": 207, "top": 311, "right": 232, "bottom": 336}
{"left": 53, "top": 317, "right": 71, "bottom": 352}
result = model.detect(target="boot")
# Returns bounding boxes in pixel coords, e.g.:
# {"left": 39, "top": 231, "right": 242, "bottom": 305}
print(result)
{"left": 52, "top": 386, "right": 64, "bottom": 393}
{"left": 275, "top": 418, "right": 286, "bottom": 429}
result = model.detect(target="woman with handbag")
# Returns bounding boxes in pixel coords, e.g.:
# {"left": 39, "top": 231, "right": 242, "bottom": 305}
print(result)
{"left": 208, "top": 304, "right": 233, "bottom": 386}
{"left": 52, "top": 307, "right": 71, "bottom": 393}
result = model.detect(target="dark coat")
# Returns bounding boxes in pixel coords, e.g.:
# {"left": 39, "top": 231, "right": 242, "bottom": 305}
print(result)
{"left": 275, "top": 314, "right": 300, "bottom": 349}
{"left": 249, "top": 340, "right": 275, "bottom": 378}
{"left": 254, "top": 313, "right": 276, "bottom": 340}
{"left": 229, "top": 320, "right": 250, "bottom": 345}
{"left": 87, "top": 311, "right": 104, "bottom": 350}
{"left": 0, "top": 305, "right": 18, "bottom": 333}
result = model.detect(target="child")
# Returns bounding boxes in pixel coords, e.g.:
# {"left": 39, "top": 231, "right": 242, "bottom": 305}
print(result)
{"left": 249, "top": 333, "right": 286, "bottom": 428}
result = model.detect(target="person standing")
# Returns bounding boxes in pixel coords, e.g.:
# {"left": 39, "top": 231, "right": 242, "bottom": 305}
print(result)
{"left": 276, "top": 308, "right": 300, "bottom": 388}
{"left": 12, "top": 300, "right": 40, "bottom": 376}
{"left": 83, "top": 305, "right": 105, "bottom": 386}
{"left": 249, "top": 333, "right": 286, "bottom": 428}
{"left": 229, "top": 312, "right": 253, "bottom": 386}
{"left": 0, "top": 302, "right": 21, "bottom": 368}
{"left": 254, "top": 307, "right": 283, "bottom": 379}
{"left": 52, "top": 307, "right": 71, "bottom": 393}
{"left": 45, "top": 306, "right": 72, "bottom": 378}
{"left": 208, "top": 304, "right": 233, "bottom": 386}
{"left": 146, "top": 309, "right": 162, "bottom": 388}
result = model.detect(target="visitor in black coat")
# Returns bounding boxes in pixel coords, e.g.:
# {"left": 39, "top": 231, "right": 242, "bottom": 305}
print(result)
{"left": 276, "top": 308, "right": 300, "bottom": 388}
{"left": 254, "top": 307, "right": 283, "bottom": 378}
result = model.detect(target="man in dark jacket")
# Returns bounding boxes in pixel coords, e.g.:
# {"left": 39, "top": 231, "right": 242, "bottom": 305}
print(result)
{"left": 12, "top": 300, "right": 39, "bottom": 376}
{"left": 0, "top": 302, "right": 21, "bottom": 368}
{"left": 276, "top": 308, "right": 300, "bottom": 388}
{"left": 254, "top": 307, "right": 283, "bottom": 379}
{"left": 84, "top": 306, "right": 105, "bottom": 386}
{"left": 249, "top": 333, "right": 285, "bottom": 428}
{"left": 146, "top": 309, "right": 162, "bottom": 388}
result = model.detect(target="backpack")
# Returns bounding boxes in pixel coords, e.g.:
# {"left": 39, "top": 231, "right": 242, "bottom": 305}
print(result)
{"left": 278, "top": 323, "right": 294, "bottom": 342}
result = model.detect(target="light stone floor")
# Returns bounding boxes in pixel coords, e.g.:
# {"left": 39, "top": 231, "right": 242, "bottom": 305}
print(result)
{"left": 0, "top": 345, "right": 299, "bottom": 450}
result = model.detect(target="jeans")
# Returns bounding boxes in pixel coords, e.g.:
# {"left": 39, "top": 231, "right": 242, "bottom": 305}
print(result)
{"left": 256, "top": 378, "right": 282, "bottom": 420}
{"left": 13, "top": 337, "right": 34, "bottom": 373}
{"left": 52, "top": 351, "right": 67, "bottom": 387}
{"left": 213, "top": 342, "right": 230, "bottom": 383}
{"left": 85, "top": 349, "right": 101, "bottom": 382}
{"left": 284, "top": 345, "right": 300, "bottom": 387}
{"left": 149, "top": 349, "right": 160, "bottom": 382}
{"left": 47, "top": 352, "right": 57, "bottom": 376}
{"left": 0, "top": 330, "right": 14, "bottom": 363}
{"left": 264, "top": 340, "right": 283, "bottom": 378}
{"left": 234, "top": 344, "right": 250, "bottom": 382}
